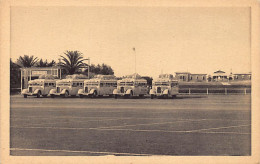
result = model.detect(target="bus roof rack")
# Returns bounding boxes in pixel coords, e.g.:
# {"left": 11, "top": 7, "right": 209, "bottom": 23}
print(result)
{"left": 123, "top": 73, "right": 143, "bottom": 79}
{"left": 38, "top": 74, "right": 55, "bottom": 80}
{"left": 158, "top": 74, "right": 174, "bottom": 79}
{"left": 66, "top": 74, "right": 88, "bottom": 79}
{"left": 94, "top": 75, "right": 116, "bottom": 80}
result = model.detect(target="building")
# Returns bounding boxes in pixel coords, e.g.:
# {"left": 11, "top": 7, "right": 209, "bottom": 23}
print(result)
{"left": 175, "top": 72, "right": 191, "bottom": 82}
{"left": 189, "top": 74, "right": 207, "bottom": 82}
{"left": 232, "top": 73, "right": 251, "bottom": 81}
{"left": 211, "top": 70, "right": 229, "bottom": 82}
{"left": 20, "top": 67, "right": 61, "bottom": 91}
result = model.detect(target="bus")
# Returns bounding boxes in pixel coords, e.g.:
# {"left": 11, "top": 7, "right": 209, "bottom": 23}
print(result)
{"left": 78, "top": 75, "right": 117, "bottom": 98}
{"left": 50, "top": 75, "right": 87, "bottom": 98}
{"left": 21, "top": 78, "right": 56, "bottom": 98}
{"left": 149, "top": 74, "right": 179, "bottom": 99}
{"left": 113, "top": 73, "right": 148, "bottom": 98}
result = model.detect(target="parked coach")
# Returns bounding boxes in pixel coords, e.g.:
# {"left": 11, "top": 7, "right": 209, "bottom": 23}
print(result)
{"left": 50, "top": 74, "right": 87, "bottom": 98}
{"left": 113, "top": 73, "right": 148, "bottom": 98}
{"left": 150, "top": 74, "right": 179, "bottom": 99}
{"left": 21, "top": 75, "right": 56, "bottom": 98}
{"left": 78, "top": 75, "right": 117, "bottom": 98}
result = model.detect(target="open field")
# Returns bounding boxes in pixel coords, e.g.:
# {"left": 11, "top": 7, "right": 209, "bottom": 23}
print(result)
{"left": 10, "top": 95, "right": 251, "bottom": 156}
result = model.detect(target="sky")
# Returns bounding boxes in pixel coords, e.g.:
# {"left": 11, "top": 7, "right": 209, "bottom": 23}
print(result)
{"left": 11, "top": 7, "right": 251, "bottom": 78}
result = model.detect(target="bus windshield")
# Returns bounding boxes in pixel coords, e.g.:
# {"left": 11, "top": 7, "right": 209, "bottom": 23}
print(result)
{"left": 86, "top": 82, "right": 99, "bottom": 86}
{"left": 57, "top": 82, "right": 71, "bottom": 86}
{"left": 119, "top": 82, "right": 134, "bottom": 86}
{"left": 29, "top": 83, "right": 43, "bottom": 86}
{"left": 154, "top": 82, "right": 169, "bottom": 86}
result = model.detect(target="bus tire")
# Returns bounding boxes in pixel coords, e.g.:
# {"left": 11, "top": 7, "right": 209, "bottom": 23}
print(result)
{"left": 172, "top": 95, "right": 177, "bottom": 99}
{"left": 64, "top": 91, "right": 69, "bottom": 98}
{"left": 92, "top": 91, "right": 97, "bottom": 98}
{"left": 151, "top": 95, "right": 154, "bottom": 99}
{"left": 79, "top": 94, "right": 84, "bottom": 98}
{"left": 129, "top": 91, "right": 133, "bottom": 98}
{"left": 24, "top": 94, "right": 27, "bottom": 98}
{"left": 51, "top": 95, "right": 55, "bottom": 98}
{"left": 114, "top": 95, "right": 118, "bottom": 99}
{"left": 43, "top": 95, "right": 47, "bottom": 98}
{"left": 36, "top": 91, "right": 41, "bottom": 98}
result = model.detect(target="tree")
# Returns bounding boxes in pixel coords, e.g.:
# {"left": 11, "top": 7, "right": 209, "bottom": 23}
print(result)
{"left": 17, "top": 55, "right": 38, "bottom": 67}
{"left": 36, "top": 59, "right": 56, "bottom": 67}
{"left": 89, "top": 63, "right": 114, "bottom": 75}
{"left": 10, "top": 59, "right": 21, "bottom": 89}
{"left": 60, "top": 51, "right": 88, "bottom": 75}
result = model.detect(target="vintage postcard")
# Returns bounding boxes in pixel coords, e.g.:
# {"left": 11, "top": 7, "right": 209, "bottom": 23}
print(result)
{"left": 1, "top": 0, "right": 260, "bottom": 163}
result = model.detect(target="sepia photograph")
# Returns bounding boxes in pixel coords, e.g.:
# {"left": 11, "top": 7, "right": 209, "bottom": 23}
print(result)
{"left": 1, "top": 0, "right": 260, "bottom": 163}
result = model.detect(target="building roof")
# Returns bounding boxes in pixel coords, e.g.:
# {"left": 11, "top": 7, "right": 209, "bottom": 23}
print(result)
{"left": 233, "top": 73, "right": 251, "bottom": 75}
{"left": 213, "top": 70, "right": 226, "bottom": 74}
{"left": 190, "top": 73, "right": 207, "bottom": 75}
{"left": 20, "top": 66, "right": 60, "bottom": 70}
{"left": 175, "top": 72, "right": 191, "bottom": 74}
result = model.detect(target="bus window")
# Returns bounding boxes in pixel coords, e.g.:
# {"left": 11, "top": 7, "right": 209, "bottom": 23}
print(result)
{"left": 44, "top": 83, "right": 49, "bottom": 87}
{"left": 113, "top": 83, "right": 117, "bottom": 87}
{"left": 72, "top": 83, "right": 77, "bottom": 87}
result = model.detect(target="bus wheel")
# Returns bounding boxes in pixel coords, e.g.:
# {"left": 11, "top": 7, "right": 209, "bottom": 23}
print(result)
{"left": 23, "top": 95, "right": 27, "bottom": 98}
{"left": 114, "top": 95, "right": 118, "bottom": 99}
{"left": 51, "top": 95, "right": 55, "bottom": 98}
{"left": 172, "top": 95, "right": 177, "bottom": 99}
{"left": 64, "top": 91, "right": 69, "bottom": 98}
{"left": 151, "top": 95, "right": 154, "bottom": 99}
{"left": 79, "top": 94, "right": 84, "bottom": 98}
{"left": 129, "top": 91, "right": 133, "bottom": 98}
{"left": 36, "top": 91, "right": 41, "bottom": 98}
{"left": 163, "top": 94, "right": 168, "bottom": 99}
{"left": 43, "top": 95, "right": 47, "bottom": 98}
{"left": 92, "top": 91, "right": 97, "bottom": 98}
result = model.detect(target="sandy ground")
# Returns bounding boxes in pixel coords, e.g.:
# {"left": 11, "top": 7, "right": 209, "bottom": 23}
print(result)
{"left": 10, "top": 95, "right": 251, "bottom": 156}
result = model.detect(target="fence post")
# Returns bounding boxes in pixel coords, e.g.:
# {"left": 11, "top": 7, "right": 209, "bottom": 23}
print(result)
{"left": 225, "top": 88, "right": 227, "bottom": 95}
{"left": 189, "top": 88, "right": 191, "bottom": 95}
{"left": 206, "top": 88, "right": 209, "bottom": 95}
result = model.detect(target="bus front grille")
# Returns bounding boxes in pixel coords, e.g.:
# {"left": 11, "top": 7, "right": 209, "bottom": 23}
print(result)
{"left": 85, "top": 87, "right": 88, "bottom": 93}
{"left": 120, "top": 87, "right": 124, "bottom": 93}
{"left": 29, "top": 87, "right": 32, "bottom": 93}
{"left": 157, "top": 87, "right": 161, "bottom": 93}
{"left": 57, "top": 87, "right": 60, "bottom": 93}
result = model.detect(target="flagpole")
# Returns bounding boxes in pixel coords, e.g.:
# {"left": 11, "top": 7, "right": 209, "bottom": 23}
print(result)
{"left": 133, "top": 47, "right": 136, "bottom": 74}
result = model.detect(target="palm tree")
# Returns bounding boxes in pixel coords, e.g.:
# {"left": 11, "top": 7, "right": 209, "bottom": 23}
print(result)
{"left": 36, "top": 59, "right": 56, "bottom": 67}
{"left": 60, "top": 51, "right": 88, "bottom": 75}
{"left": 17, "top": 55, "right": 38, "bottom": 67}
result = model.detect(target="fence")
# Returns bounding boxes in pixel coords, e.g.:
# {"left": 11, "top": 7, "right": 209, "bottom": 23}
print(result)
{"left": 179, "top": 87, "right": 251, "bottom": 95}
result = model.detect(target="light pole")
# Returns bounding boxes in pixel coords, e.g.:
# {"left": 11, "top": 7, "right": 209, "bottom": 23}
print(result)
{"left": 58, "top": 58, "right": 61, "bottom": 79}
{"left": 133, "top": 47, "right": 136, "bottom": 74}
{"left": 87, "top": 58, "right": 90, "bottom": 79}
